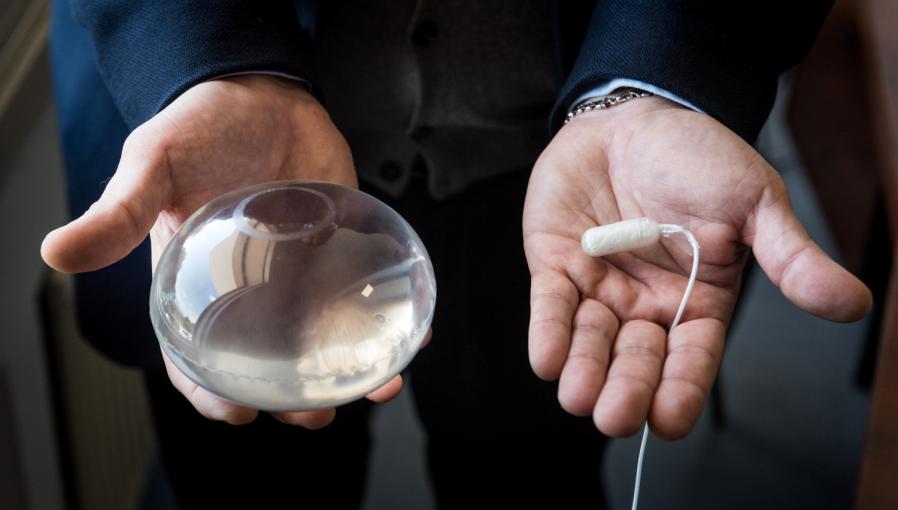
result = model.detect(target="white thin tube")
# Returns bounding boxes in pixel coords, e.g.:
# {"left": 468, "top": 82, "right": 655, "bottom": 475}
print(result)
{"left": 630, "top": 223, "right": 700, "bottom": 510}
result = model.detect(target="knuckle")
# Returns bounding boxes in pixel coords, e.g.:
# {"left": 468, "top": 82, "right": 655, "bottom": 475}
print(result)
{"left": 122, "top": 120, "right": 175, "bottom": 167}
{"left": 668, "top": 344, "right": 721, "bottom": 371}
{"left": 529, "top": 316, "right": 571, "bottom": 331}
{"left": 619, "top": 319, "right": 663, "bottom": 336}
{"left": 530, "top": 290, "right": 577, "bottom": 310}
{"left": 615, "top": 344, "right": 664, "bottom": 364}
{"left": 566, "top": 351, "right": 609, "bottom": 374}
{"left": 573, "top": 301, "right": 617, "bottom": 333}
{"left": 607, "top": 373, "right": 656, "bottom": 395}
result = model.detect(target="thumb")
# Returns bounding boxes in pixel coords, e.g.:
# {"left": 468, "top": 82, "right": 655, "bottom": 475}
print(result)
{"left": 749, "top": 180, "right": 872, "bottom": 323}
{"left": 41, "top": 127, "right": 171, "bottom": 273}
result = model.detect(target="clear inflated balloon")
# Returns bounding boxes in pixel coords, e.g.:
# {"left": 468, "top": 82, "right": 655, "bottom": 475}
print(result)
{"left": 150, "top": 182, "right": 436, "bottom": 411}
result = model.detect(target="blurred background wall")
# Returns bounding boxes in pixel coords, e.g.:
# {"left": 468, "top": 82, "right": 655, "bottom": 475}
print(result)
{"left": 0, "top": 1, "right": 65, "bottom": 508}
{"left": 1, "top": 1, "right": 157, "bottom": 509}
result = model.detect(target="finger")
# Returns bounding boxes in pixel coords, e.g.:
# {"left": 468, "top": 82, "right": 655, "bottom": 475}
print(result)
{"left": 41, "top": 122, "right": 172, "bottom": 273}
{"left": 529, "top": 270, "right": 579, "bottom": 381}
{"left": 593, "top": 320, "right": 666, "bottom": 437}
{"left": 362, "top": 327, "right": 428, "bottom": 405}
{"left": 750, "top": 179, "right": 872, "bottom": 322}
{"left": 420, "top": 328, "right": 433, "bottom": 349}
{"left": 649, "top": 318, "right": 725, "bottom": 440}
{"left": 270, "top": 408, "right": 337, "bottom": 429}
{"left": 160, "top": 349, "right": 258, "bottom": 425}
{"left": 557, "top": 299, "right": 618, "bottom": 416}
{"left": 366, "top": 374, "right": 404, "bottom": 403}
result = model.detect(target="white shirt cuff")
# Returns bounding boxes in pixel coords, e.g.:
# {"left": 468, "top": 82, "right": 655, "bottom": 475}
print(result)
{"left": 572, "top": 78, "right": 704, "bottom": 113}
{"left": 211, "top": 71, "right": 311, "bottom": 88}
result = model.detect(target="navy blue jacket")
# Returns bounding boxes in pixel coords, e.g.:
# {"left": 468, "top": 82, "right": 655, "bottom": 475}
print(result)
{"left": 72, "top": 0, "right": 833, "bottom": 140}
{"left": 52, "top": 0, "right": 833, "bottom": 366}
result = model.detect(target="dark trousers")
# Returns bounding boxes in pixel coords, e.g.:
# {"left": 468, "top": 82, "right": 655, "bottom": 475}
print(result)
{"left": 144, "top": 170, "right": 607, "bottom": 509}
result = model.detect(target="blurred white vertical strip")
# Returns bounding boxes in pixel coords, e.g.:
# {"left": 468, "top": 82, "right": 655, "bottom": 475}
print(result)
{"left": 43, "top": 273, "right": 157, "bottom": 510}
{"left": 0, "top": 54, "right": 66, "bottom": 509}
{"left": 0, "top": 0, "right": 50, "bottom": 119}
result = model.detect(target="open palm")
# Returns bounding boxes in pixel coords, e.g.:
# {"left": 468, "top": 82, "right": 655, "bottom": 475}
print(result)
{"left": 42, "top": 75, "right": 403, "bottom": 427}
{"left": 524, "top": 97, "right": 871, "bottom": 439}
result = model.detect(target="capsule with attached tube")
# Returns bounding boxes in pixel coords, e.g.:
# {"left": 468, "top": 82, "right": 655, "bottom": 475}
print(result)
{"left": 581, "top": 217, "right": 661, "bottom": 257}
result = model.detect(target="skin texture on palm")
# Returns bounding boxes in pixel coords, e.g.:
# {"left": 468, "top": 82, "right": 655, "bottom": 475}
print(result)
{"left": 524, "top": 97, "right": 872, "bottom": 440}
{"left": 41, "top": 75, "right": 404, "bottom": 427}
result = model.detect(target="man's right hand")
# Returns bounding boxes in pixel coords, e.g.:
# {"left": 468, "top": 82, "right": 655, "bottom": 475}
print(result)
{"left": 41, "top": 75, "right": 405, "bottom": 427}
{"left": 524, "top": 96, "right": 872, "bottom": 439}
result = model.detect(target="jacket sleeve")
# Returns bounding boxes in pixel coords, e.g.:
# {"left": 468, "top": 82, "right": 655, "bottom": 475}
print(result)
{"left": 550, "top": 0, "right": 834, "bottom": 142}
{"left": 72, "top": 0, "right": 314, "bottom": 129}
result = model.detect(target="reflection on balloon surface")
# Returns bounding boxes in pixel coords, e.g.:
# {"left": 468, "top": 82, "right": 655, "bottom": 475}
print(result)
{"left": 150, "top": 182, "right": 436, "bottom": 411}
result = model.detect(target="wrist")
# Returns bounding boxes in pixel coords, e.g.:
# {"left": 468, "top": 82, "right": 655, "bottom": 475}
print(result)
{"left": 212, "top": 74, "right": 330, "bottom": 132}
{"left": 218, "top": 74, "right": 317, "bottom": 103}
{"left": 565, "top": 87, "right": 654, "bottom": 124}
{"left": 566, "top": 94, "right": 687, "bottom": 126}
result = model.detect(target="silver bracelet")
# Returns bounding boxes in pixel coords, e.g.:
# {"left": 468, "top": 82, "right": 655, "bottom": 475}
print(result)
{"left": 564, "top": 87, "right": 654, "bottom": 124}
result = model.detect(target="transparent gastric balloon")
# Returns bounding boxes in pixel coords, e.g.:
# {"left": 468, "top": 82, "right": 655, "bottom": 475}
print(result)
{"left": 150, "top": 182, "right": 436, "bottom": 411}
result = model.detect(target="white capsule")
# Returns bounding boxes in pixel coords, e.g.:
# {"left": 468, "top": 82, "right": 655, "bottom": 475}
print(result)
{"left": 581, "top": 217, "right": 661, "bottom": 257}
